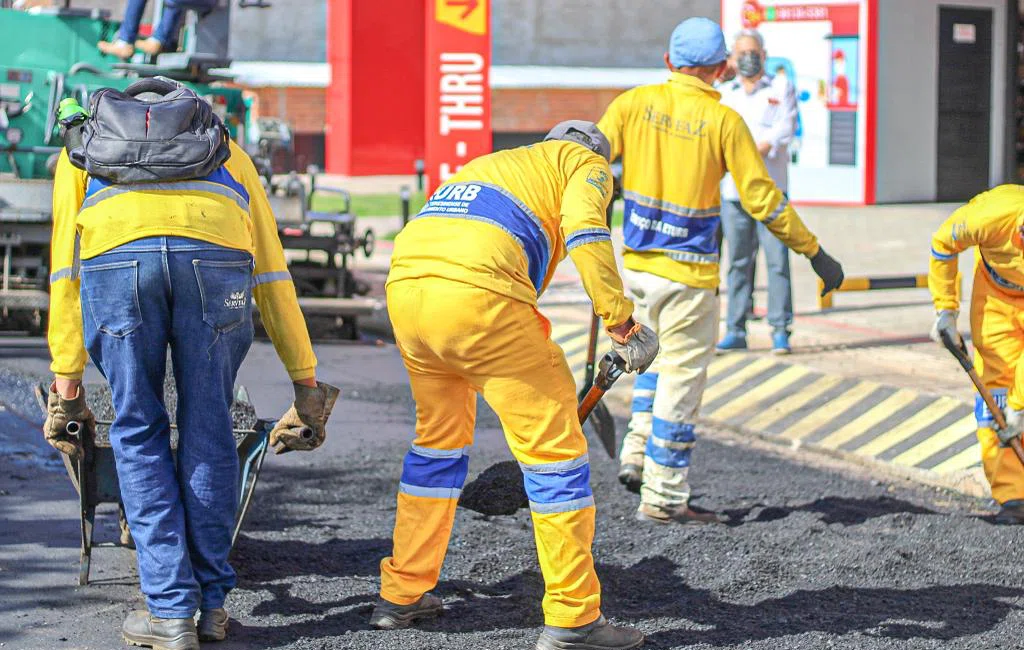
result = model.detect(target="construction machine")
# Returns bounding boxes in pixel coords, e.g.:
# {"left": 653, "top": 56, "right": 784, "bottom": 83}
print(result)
{"left": 0, "top": 0, "right": 376, "bottom": 337}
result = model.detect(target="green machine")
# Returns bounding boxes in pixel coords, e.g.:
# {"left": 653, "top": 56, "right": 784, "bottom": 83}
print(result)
{"left": 0, "top": 1, "right": 255, "bottom": 332}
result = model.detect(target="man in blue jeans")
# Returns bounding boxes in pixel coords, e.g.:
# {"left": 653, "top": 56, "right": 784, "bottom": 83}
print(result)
{"left": 98, "top": 0, "right": 218, "bottom": 59}
{"left": 45, "top": 79, "right": 339, "bottom": 650}
{"left": 717, "top": 28, "right": 799, "bottom": 355}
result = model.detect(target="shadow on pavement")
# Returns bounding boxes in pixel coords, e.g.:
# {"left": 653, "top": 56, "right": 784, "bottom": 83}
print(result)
{"left": 720, "top": 495, "right": 937, "bottom": 527}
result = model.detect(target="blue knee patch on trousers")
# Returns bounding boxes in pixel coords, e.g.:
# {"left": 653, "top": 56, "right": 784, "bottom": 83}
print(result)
{"left": 399, "top": 444, "right": 470, "bottom": 499}
{"left": 632, "top": 372, "right": 658, "bottom": 413}
{"left": 645, "top": 417, "right": 695, "bottom": 468}
{"left": 520, "top": 455, "right": 594, "bottom": 514}
{"left": 976, "top": 388, "right": 1008, "bottom": 427}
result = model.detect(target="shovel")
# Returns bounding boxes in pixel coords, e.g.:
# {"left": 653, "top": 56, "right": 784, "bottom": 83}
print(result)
{"left": 939, "top": 329, "right": 1024, "bottom": 467}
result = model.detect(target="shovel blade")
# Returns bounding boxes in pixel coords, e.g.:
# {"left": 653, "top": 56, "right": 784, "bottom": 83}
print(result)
{"left": 584, "top": 401, "right": 617, "bottom": 459}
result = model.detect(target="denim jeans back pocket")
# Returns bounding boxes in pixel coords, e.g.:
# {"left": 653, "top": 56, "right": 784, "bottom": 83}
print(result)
{"left": 194, "top": 258, "right": 253, "bottom": 334}
{"left": 81, "top": 260, "right": 142, "bottom": 337}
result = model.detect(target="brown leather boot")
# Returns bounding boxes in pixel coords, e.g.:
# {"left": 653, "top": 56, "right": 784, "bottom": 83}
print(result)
{"left": 122, "top": 610, "right": 198, "bottom": 650}
{"left": 635, "top": 502, "right": 720, "bottom": 525}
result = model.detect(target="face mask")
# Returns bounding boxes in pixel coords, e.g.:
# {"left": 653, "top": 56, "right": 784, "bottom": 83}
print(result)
{"left": 737, "top": 51, "right": 763, "bottom": 78}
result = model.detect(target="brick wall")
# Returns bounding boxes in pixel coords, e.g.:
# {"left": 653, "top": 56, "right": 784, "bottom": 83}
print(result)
{"left": 491, "top": 88, "right": 627, "bottom": 133}
{"left": 245, "top": 86, "right": 326, "bottom": 135}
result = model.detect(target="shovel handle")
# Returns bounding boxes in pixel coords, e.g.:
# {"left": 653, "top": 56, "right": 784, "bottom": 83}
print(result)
{"left": 577, "top": 353, "right": 627, "bottom": 423}
{"left": 939, "top": 330, "right": 1024, "bottom": 464}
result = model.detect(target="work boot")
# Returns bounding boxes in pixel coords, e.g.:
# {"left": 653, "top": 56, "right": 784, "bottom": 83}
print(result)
{"left": 771, "top": 330, "right": 792, "bottom": 356}
{"left": 369, "top": 593, "right": 443, "bottom": 629}
{"left": 197, "top": 608, "right": 229, "bottom": 642}
{"left": 994, "top": 501, "right": 1024, "bottom": 525}
{"left": 98, "top": 39, "right": 135, "bottom": 59}
{"left": 122, "top": 610, "right": 199, "bottom": 650}
{"left": 536, "top": 615, "right": 644, "bottom": 650}
{"left": 617, "top": 464, "right": 642, "bottom": 494}
{"left": 635, "top": 503, "right": 720, "bottom": 525}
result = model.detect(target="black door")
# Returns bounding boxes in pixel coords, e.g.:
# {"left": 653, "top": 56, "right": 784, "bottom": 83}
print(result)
{"left": 937, "top": 7, "right": 992, "bottom": 201}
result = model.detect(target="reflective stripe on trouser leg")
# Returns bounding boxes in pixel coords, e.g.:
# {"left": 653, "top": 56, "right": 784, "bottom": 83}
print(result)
{"left": 974, "top": 389, "right": 1024, "bottom": 503}
{"left": 482, "top": 335, "right": 602, "bottom": 628}
{"left": 970, "top": 272, "right": 1024, "bottom": 504}
{"left": 621, "top": 270, "right": 718, "bottom": 511}
{"left": 380, "top": 279, "right": 477, "bottom": 606}
{"left": 381, "top": 443, "right": 472, "bottom": 605}
{"left": 621, "top": 372, "right": 657, "bottom": 467}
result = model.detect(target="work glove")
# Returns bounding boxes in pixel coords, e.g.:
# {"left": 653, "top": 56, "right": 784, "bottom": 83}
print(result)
{"left": 43, "top": 383, "right": 93, "bottom": 458}
{"left": 810, "top": 247, "right": 845, "bottom": 297}
{"left": 269, "top": 381, "right": 341, "bottom": 454}
{"left": 607, "top": 318, "right": 660, "bottom": 374}
{"left": 929, "top": 309, "right": 962, "bottom": 348}
{"left": 995, "top": 406, "right": 1024, "bottom": 448}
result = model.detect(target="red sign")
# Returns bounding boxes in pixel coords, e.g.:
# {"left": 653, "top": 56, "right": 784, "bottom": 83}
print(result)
{"left": 425, "top": 0, "right": 491, "bottom": 194}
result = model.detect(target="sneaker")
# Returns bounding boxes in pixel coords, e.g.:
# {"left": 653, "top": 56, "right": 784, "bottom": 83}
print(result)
{"left": 97, "top": 39, "right": 135, "bottom": 59}
{"left": 122, "top": 610, "right": 199, "bottom": 650}
{"left": 197, "top": 608, "right": 229, "bottom": 642}
{"left": 536, "top": 615, "right": 644, "bottom": 650}
{"left": 771, "top": 330, "right": 792, "bottom": 355}
{"left": 617, "top": 464, "right": 642, "bottom": 494}
{"left": 369, "top": 593, "right": 443, "bottom": 630}
{"left": 635, "top": 503, "right": 720, "bottom": 526}
{"left": 994, "top": 501, "right": 1024, "bottom": 525}
{"left": 715, "top": 332, "right": 747, "bottom": 353}
{"left": 135, "top": 37, "right": 164, "bottom": 56}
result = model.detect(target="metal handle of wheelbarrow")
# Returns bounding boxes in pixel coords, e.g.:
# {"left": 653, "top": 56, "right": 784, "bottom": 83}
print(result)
{"left": 939, "top": 329, "right": 1024, "bottom": 466}
{"left": 577, "top": 352, "right": 627, "bottom": 424}
{"left": 66, "top": 420, "right": 82, "bottom": 435}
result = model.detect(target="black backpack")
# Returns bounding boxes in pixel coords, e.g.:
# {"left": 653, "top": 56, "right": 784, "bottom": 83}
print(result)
{"left": 66, "top": 76, "right": 230, "bottom": 184}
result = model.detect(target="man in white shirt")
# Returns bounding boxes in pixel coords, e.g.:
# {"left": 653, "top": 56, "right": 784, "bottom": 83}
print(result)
{"left": 717, "top": 28, "right": 799, "bottom": 354}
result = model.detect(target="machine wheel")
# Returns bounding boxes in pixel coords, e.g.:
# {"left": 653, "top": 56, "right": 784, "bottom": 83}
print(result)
{"left": 362, "top": 229, "right": 375, "bottom": 258}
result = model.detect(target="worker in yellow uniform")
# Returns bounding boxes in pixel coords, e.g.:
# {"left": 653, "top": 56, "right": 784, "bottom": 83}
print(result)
{"left": 44, "top": 78, "right": 338, "bottom": 650}
{"left": 928, "top": 184, "right": 1024, "bottom": 524}
{"left": 372, "top": 121, "right": 659, "bottom": 650}
{"left": 597, "top": 17, "right": 845, "bottom": 525}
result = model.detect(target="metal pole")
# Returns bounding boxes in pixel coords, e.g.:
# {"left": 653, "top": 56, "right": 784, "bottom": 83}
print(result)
{"left": 414, "top": 159, "right": 425, "bottom": 192}
{"left": 400, "top": 185, "right": 411, "bottom": 228}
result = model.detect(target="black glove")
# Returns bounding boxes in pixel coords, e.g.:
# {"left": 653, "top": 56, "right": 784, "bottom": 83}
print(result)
{"left": 810, "top": 247, "right": 844, "bottom": 297}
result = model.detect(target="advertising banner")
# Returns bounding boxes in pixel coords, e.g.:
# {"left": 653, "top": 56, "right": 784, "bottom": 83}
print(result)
{"left": 722, "top": 0, "right": 875, "bottom": 203}
{"left": 425, "top": 0, "right": 492, "bottom": 194}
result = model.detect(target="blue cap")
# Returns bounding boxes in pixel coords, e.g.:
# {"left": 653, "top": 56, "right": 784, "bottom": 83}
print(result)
{"left": 668, "top": 17, "right": 728, "bottom": 68}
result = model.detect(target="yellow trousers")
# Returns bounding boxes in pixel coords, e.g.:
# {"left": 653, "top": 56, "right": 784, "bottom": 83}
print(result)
{"left": 379, "top": 277, "right": 602, "bottom": 628}
{"left": 971, "top": 267, "right": 1024, "bottom": 504}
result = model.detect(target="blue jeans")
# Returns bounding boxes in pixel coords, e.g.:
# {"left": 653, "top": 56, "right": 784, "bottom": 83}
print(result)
{"left": 117, "top": 0, "right": 218, "bottom": 46}
{"left": 80, "top": 236, "right": 254, "bottom": 617}
{"left": 721, "top": 200, "right": 793, "bottom": 335}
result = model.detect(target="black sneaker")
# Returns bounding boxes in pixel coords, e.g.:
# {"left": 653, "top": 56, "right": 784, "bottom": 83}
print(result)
{"left": 369, "top": 593, "right": 443, "bottom": 629}
{"left": 122, "top": 610, "right": 199, "bottom": 650}
{"left": 994, "top": 501, "right": 1024, "bottom": 525}
{"left": 536, "top": 615, "right": 644, "bottom": 650}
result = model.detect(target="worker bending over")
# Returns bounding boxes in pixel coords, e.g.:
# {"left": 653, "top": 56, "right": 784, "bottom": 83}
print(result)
{"left": 929, "top": 184, "right": 1024, "bottom": 524}
{"left": 45, "top": 78, "right": 338, "bottom": 650}
{"left": 597, "top": 17, "right": 844, "bottom": 525}
{"left": 374, "top": 121, "right": 659, "bottom": 650}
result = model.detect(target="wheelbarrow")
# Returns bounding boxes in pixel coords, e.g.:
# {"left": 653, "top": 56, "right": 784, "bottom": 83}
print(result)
{"left": 34, "top": 384, "right": 272, "bottom": 586}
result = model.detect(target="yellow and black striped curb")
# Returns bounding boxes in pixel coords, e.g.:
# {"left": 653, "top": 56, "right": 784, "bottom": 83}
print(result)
{"left": 552, "top": 323, "right": 981, "bottom": 478}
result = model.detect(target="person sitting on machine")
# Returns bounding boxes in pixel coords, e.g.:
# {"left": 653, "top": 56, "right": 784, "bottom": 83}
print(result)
{"left": 98, "top": 0, "right": 217, "bottom": 59}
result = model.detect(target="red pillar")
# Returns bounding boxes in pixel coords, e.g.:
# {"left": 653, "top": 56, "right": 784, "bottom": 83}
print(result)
{"left": 326, "top": 0, "right": 426, "bottom": 175}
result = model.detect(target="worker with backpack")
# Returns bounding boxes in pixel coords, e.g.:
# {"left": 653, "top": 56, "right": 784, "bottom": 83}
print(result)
{"left": 45, "top": 76, "right": 339, "bottom": 650}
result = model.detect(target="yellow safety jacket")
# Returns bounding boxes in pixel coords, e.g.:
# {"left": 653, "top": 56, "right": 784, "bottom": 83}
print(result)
{"left": 49, "top": 140, "right": 316, "bottom": 381}
{"left": 597, "top": 72, "right": 820, "bottom": 289}
{"left": 929, "top": 184, "right": 1024, "bottom": 312}
{"left": 387, "top": 140, "right": 634, "bottom": 328}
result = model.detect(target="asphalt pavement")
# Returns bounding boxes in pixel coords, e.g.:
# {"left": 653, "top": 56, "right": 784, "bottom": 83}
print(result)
{"left": 3, "top": 339, "right": 1024, "bottom": 650}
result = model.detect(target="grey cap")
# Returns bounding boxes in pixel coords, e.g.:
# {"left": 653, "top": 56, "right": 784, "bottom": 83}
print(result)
{"left": 544, "top": 120, "right": 611, "bottom": 161}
